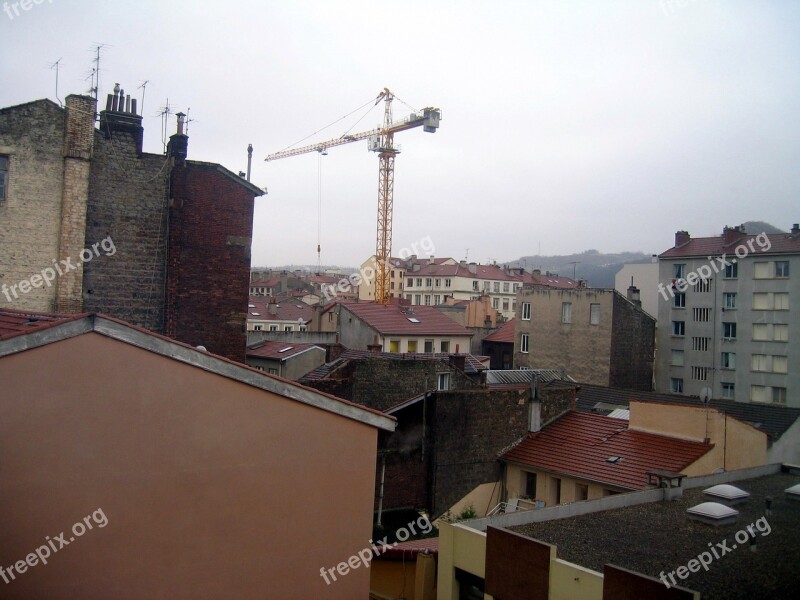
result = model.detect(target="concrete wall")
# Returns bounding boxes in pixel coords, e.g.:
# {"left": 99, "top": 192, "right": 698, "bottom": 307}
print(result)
{"left": 0, "top": 100, "right": 66, "bottom": 311}
{"left": 437, "top": 522, "right": 490, "bottom": 600}
{"left": 0, "top": 332, "right": 378, "bottom": 599}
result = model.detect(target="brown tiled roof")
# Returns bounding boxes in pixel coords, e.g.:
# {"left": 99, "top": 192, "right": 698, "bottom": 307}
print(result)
{"left": 379, "top": 536, "right": 439, "bottom": 559}
{"left": 0, "top": 308, "right": 86, "bottom": 340}
{"left": 519, "top": 271, "right": 580, "bottom": 288}
{"left": 246, "top": 341, "right": 323, "bottom": 360}
{"left": 501, "top": 411, "right": 712, "bottom": 490}
{"left": 247, "top": 297, "right": 313, "bottom": 323}
{"left": 483, "top": 319, "right": 516, "bottom": 343}
{"left": 341, "top": 303, "right": 472, "bottom": 337}
{"left": 660, "top": 231, "right": 800, "bottom": 258}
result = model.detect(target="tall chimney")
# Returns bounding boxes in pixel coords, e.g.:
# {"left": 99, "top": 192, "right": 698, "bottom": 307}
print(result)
{"left": 675, "top": 230, "right": 690, "bottom": 247}
{"left": 791, "top": 223, "right": 799, "bottom": 236}
{"left": 167, "top": 112, "right": 189, "bottom": 162}
{"left": 627, "top": 285, "right": 642, "bottom": 308}
{"left": 247, "top": 143, "right": 253, "bottom": 181}
{"left": 722, "top": 225, "right": 745, "bottom": 246}
{"left": 99, "top": 83, "right": 144, "bottom": 154}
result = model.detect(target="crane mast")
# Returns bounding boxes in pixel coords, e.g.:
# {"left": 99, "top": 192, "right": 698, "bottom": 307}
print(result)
{"left": 265, "top": 89, "right": 441, "bottom": 303}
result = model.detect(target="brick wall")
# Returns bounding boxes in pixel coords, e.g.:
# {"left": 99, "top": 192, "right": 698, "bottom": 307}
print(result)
{"left": 83, "top": 129, "right": 168, "bottom": 332}
{"left": 165, "top": 163, "right": 254, "bottom": 362}
{"left": 0, "top": 100, "right": 65, "bottom": 311}
{"left": 610, "top": 294, "right": 656, "bottom": 390}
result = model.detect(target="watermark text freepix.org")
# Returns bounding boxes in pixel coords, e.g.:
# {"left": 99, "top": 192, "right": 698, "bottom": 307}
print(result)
{"left": 319, "top": 514, "right": 433, "bottom": 585}
{"left": 0, "top": 508, "right": 108, "bottom": 585}
{"left": 659, "top": 515, "right": 771, "bottom": 588}
{"left": 657, "top": 231, "right": 771, "bottom": 301}
{"left": 3, "top": 0, "right": 53, "bottom": 21}
{"left": 1, "top": 235, "right": 116, "bottom": 303}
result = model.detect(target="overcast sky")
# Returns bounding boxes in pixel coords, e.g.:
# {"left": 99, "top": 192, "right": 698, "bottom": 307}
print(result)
{"left": 2, "top": 1, "right": 798, "bottom": 268}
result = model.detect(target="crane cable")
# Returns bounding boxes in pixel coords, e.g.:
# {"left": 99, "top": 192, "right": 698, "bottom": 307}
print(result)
{"left": 317, "top": 150, "right": 323, "bottom": 272}
{"left": 278, "top": 96, "right": 379, "bottom": 153}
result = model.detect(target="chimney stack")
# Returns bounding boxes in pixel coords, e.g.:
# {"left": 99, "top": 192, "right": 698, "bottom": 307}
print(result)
{"left": 627, "top": 285, "right": 642, "bottom": 308}
{"left": 268, "top": 297, "right": 278, "bottom": 316}
{"left": 167, "top": 112, "right": 189, "bottom": 162}
{"left": 675, "top": 230, "right": 690, "bottom": 247}
{"left": 791, "top": 223, "right": 799, "bottom": 236}
{"left": 99, "top": 83, "right": 144, "bottom": 153}
{"left": 722, "top": 224, "right": 745, "bottom": 246}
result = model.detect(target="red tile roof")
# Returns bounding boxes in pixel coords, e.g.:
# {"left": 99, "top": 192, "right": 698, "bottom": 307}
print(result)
{"left": 410, "top": 262, "right": 521, "bottom": 281}
{"left": 0, "top": 308, "right": 86, "bottom": 340}
{"left": 379, "top": 536, "right": 439, "bottom": 559}
{"left": 246, "top": 341, "right": 323, "bottom": 360}
{"left": 341, "top": 303, "right": 473, "bottom": 337}
{"left": 519, "top": 271, "right": 580, "bottom": 289}
{"left": 247, "top": 297, "right": 313, "bottom": 323}
{"left": 483, "top": 319, "right": 515, "bottom": 343}
{"left": 660, "top": 231, "right": 800, "bottom": 258}
{"left": 501, "top": 411, "right": 713, "bottom": 490}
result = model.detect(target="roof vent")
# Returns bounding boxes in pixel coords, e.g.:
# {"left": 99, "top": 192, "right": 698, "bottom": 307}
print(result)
{"left": 606, "top": 456, "right": 622, "bottom": 463}
{"left": 785, "top": 483, "right": 800, "bottom": 501}
{"left": 703, "top": 484, "right": 750, "bottom": 505}
{"left": 687, "top": 502, "right": 739, "bottom": 526}
{"left": 407, "top": 317, "right": 420, "bottom": 323}
{"left": 278, "top": 347, "right": 293, "bottom": 353}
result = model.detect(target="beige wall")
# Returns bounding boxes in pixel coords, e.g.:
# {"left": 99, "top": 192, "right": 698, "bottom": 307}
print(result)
{"left": 505, "top": 464, "right": 623, "bottom": 507}
{"left": 628, "top": 401, "right": 767, "bottom": 472}
{"left": 514, "top": 288, "right": 614, "bottom": 385}
{"left": 0, "top": 333, "right": 379, "bottom": 599}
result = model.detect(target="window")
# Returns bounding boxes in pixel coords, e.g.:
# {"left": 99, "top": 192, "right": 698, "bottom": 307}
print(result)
{"left": 390, "top": 282, "right": 395, "bottom": 290}
{"left": 0, "top": 155, "right": 7, "bottom": 201}
{"left": 575, "top": 483, "right": 588, "bottom": 501}
{"left": 774, "top": 293, "right": 789, "bottom": 310}
{"left": 673, "top": 264, "right": 686, "bottom": 279}
{"left": 691, "top": 366, "right": 710, "bottom": 381}
{"left": 671, "top": 350, "right": 684, "bottom": 366}
{"left": 414, "top": 294, "right": 421, "bottom": 305}
{"left": 445, "top": 278, "right": 451, "bottom": 288}
{"left": 492, "top": 298, "right": 499, "bottom": 309}
{"left": 424, "top": 339, "right": 434, "bottom": 353}
{"left": 722, "top": 322, "right": 737, "bottom": 340}
{"left": 773, "top": 356, "right": 788, "bottom": 374}
{"left": 723, "top": 292, "right": 737, "bottom": 309}
{"left": 775, "top": 261, "right": 789, "bottom": 278}
{"left": 483, "top": 281, "right": 490, "bottom": 291}
{"left": 754, "top": 262, "right": 770, "bottom": 279}
{"left": 521, "top": 302, "right": 531, "bottom": 320}
{"left": 437, "top": 372, "right": 450, "bottom": 391}
{"left": 502, "top": 299, "right": 509, "bottom": 311}
{"left": 503, "top": 282, "right": 510, "bottom": 292}
{"left": 425, "top": 278, "right": 432, "bottom": 287}
{"left": 416, "top": 278, "right": 422, "bottom": 287}
{"left": 407, "top": 278, "right": 413, "bottom": 288}
{"left": 253, "top": 324, "right": 263, "bottom": 331}
{"left": 299, "top": 324, "right": 307, "bottom": 331}
{"left": 751, "top": 385, "right": 768, "bottom": 403}
{"left": 672, "top": 320, "right": 685, "bottom": 336}
{"left": 434, "top": 295, "right": 441, "bottom": 305}
{"left": 269, "top": 325, "right": 278, "bottom": 332}
{"left": 590, "top": 303, "right": 601, "bottom": 325}
{"left": 561, "top": 302, "right": 572, "bottom": 324}
{"left": 774, "top": 324, "right": 789, "bottom": 342}
{"left": 753, "top": 323, "right": 768, "bottom": 341}
{"left": 407, "top": 340, "right": 418, "bottom": 353}
{"left": 493, "top": 282, "right": 500, "bottom": 293}
{"left": 693, "top": 307, "right": 710, "bottom": 322}
{"left": 695, "top": 278, "right": 711, "bottom": 293}
{"left": 751, "top": 354, "right": 770, "bottom": 372}
{"left": 513, "top": 283, "right": 519, "bottom": 292}
{"left": 720, "top": 352, "right": 735, "bottom": 369}
{"left": 724, "top": 262, "right": 738, "bottom": 278}
{"left": 671, "top": 378, "right": 684, "bottom": 393}
{"left": 722, "top": 382, "right": 735, "bottom": 399}
{"left": 405, "top": 294, "right": 412, "bottom": 301}
{"left": 267, "top": 368, "right": 278, "bottom": 375}
{"left": 753, "top": 293, "right": 771, "bottom": 310}
{"left": 520, "top": 333, "right": 529, "bottom": 353}
{"left": 472, "top": 281, "right": 479, "bottom": 291}
{"left": 435, "top": 278, "right": 441, "bottom": 288}
{"left": 524, "top": 472, "right": 538, "bottom": 498}
{"left": 440, "top": 340, "right": 450, "bottom": 353}
{"left": 424, "top": 295, "right": 431, "bottom": 306}
{"left": 284, "top": 325, "right": 292, "bottom": 332}
{"left": 692, "top": 337, "right": 709, "bottom": 352}
{"left": 674, "top": 293, "right": 686, "bottom": 308}
{"left": 773, "top": 387, "right": 787, "bottom": 405}
{"left": 389, "top": 340, "right": 399, "bottom": 353}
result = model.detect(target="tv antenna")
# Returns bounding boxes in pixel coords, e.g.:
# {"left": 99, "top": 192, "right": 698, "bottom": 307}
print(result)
{"left": 85, "top": 43, "right": 108, "bottom": 101}
{"left": 137, "top": 80, "right": 149, "bottom": 116}
{"left": 49, "top": 58, "right": 63, "bottom": 106}
{"left": 157, "top": 99, "right": 172, "bottom": 152}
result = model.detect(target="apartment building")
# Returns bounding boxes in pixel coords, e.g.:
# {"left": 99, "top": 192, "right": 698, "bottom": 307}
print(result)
{"left": 656, "top": 225, "right": 800, "bottom": 407}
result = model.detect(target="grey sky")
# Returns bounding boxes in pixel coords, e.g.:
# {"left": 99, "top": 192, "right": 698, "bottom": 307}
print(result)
{"left": 2, "top": 0, "right": 798, "bottom": 268}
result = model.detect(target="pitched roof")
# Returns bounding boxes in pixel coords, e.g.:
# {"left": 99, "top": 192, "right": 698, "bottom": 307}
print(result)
{"left": 501, "top": 411, "right": 713, "bottom": 490}
{"left": 341, "top": 303, "right": 473, "bottom": 337}
{"left": 660, "top": 230, "right": 800, "bottom": 258}
{"left": 483, "top": 319, "right": 516, "bottom": 343}
{"left": 0, "top": 308, "right": 86, "bottom": 339}
{"left": 486, "top": 369, "right": 576, "bottom": 388}
{"left": 247, "top": 297, "right": 313, "bottom": 323}
{"left": 246, "top": 341, "right": 323, "bottom": 360}
{"left": 552, "top": 381, "right": 800, "bottom": 442}
{"left": 378, "top": 536, "right": 439, "bottom": 560}
{"left": 518, "top": 271, "right": 580, "bottom": 289}
{"left": 0, "top": 311, "right": 395, "bottom": 432}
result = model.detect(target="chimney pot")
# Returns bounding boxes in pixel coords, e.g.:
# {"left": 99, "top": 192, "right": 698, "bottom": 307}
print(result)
{"left": 675, "top": 230, "right": 690, "bottom": 247}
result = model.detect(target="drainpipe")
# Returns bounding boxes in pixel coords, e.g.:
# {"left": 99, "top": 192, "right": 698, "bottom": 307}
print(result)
{"left": 376, "top": 453, "right": 386, "bottom": 526}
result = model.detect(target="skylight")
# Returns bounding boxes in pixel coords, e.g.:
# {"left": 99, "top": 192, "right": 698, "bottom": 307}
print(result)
{"left": 248, "top": 304, "right": 255, "bottom": 308}
{"left": 703, "top": 484, "right": 750, "bottom": 505}
{"left": 278, "top": 347, "right": 293, "bottom": 353}
{"left": 606, "top": 456, "right": 622, "bottom": 463}
{"left": 251, "top": 312, "right": 261, "bottom": 316}
{"left": 407, "top": 317, "right": 420, "bottom": 323}
{"left": 687, "top": 502, "right": 739, "bottom": 526}
{"left": 785, "top": 483, "right": 800, "bottom": 501}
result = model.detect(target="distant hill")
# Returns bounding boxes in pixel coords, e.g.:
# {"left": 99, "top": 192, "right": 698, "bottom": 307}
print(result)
{"left": 506, "top": 250, "right": 652, "bottom": 288}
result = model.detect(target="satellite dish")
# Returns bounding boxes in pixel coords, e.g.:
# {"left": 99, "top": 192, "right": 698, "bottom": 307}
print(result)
{"left": 700, "top": 387, "right": 712, "bottom": 404}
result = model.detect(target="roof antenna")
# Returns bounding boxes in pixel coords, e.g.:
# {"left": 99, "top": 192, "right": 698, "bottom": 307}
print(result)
{"left": 49, "top": 58, "right": 63, "bottom": 106}
{"left": 137, "top": 80, "right": 149, "bottom": 117}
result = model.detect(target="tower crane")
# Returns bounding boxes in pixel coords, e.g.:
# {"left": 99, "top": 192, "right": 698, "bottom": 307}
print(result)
{"left": 265, "top": 88, "right": 441, "bottom": 303}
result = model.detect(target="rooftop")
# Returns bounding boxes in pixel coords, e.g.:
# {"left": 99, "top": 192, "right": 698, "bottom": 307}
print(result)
{"left": 341, "top": 302, "right": 473, "bottom": 337}
{"left": 509, "top": 471, "right": 800, "bottom": 600}
{"left": 660, "top": 229, "right": 800, "bottom": 259}
{"left": 0, "top": 308, "right": 85, "bottom": 339}
{"left": 483, "top": 319, "right": 516, "bottom": 344}
{"left": 246, "top": 341, "right": 323, "bottom": 360}
{"left": 501, "top": 411, "right": 713, "bottom": 490}
{"left": 247, "top": 296, "right": 313, "bottom": 323}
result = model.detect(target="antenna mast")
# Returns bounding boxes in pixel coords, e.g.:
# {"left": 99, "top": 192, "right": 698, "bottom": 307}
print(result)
{"left": 49, "top": 58, "right": 63, "bottom": 106}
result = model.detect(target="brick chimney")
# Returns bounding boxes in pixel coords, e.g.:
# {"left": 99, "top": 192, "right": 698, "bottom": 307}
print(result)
{"left": 268, "top": 297, "right": 278, "bottom": 316}
{"left": 55, "top": 94, "right": 97, "bottom": 313}
{"left": 722, "top": 224, "right": 745, "bottom": 246}
{"left": 99, "top": 84, "right": 143, "bottom": 153}
{"left": 675, "top": 230, "right": 690, "bottom": 247}
{"left": 167, "top": 112, "right": 189, "bottom": 162}
{"left": 791, "top": 223, "right": 799, "bottom": 236}
{"left": 627, "top": 285, "right": 642, "bottom": 308}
